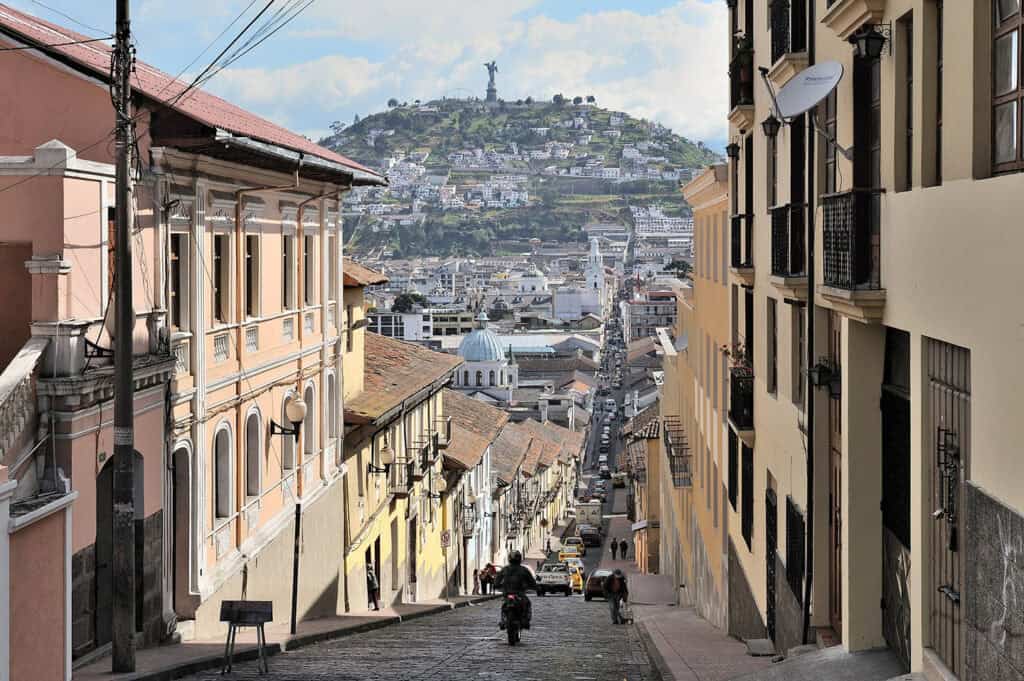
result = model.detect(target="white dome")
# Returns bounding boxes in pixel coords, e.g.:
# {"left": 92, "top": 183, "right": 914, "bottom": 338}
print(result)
{"left": 457, "top": 312, "right": 505, "bottom": 363}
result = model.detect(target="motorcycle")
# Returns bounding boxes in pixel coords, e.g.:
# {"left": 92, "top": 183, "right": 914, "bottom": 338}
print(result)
{"left": 501, "top": 593, "right": 528, "bottom": 645}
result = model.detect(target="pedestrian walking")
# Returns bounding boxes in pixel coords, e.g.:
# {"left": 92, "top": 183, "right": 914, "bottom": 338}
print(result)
{"left": 481, "top": 563, "right": 495, "bottom": 594}
{"left": 602, "top": 568, "right": 629, "bottom": 624}
{"left": 610, "top": 536, "right": 619, "bottom": 560}
{"left": 472, "top": 568, "right": 481, "bottom": 595}
{"left": 619, "top": 538, "right": 628, "bottom": 559}
{"left": 366, "top": 563, "right": 381, "bottom": 611}
{"left": 546, "top": 537, "right": 552, "bottom": 554}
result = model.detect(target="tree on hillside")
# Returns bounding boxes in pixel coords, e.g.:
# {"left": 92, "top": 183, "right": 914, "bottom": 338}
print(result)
{"left": 586, "top": 95, "right": 596, "bottom": 103}
{"left": 329, "top": 120, "right": 346, "bottom": 135}
{"left": 387, "top": 98, "right": 399, "bottom": 108}
{"left": 353, "top": 114, "right": 360, "bottom": 124}
{"left": 392, "top": 292, "right": 428, "bottom": 313}
{"left": 525, "top": 96, "right": 534, "bottom": 104}
{"left": 552, "top": 94, "right": 566, "bottom": 105}
{"left": 573, "top": 96, "right": 583, "bottom": 105}
{"left": 665, "top": 260, "right": 692, "bottom": 278}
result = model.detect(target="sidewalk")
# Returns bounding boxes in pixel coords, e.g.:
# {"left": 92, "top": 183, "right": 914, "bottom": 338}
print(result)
{"left": 73, "top": 595, "right": 497, "bottom": 681}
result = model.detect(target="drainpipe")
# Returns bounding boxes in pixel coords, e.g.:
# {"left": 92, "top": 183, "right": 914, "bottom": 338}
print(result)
{"left": 802, "top": 0, "right": 817, "bottom": 646}
{"left": 234, "top": 163, "right": 303, "bottom": 550}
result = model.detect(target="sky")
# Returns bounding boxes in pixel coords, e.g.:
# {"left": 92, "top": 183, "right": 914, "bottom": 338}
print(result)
{"left": 10, "top": 0, "right": 728, "bottom": 149}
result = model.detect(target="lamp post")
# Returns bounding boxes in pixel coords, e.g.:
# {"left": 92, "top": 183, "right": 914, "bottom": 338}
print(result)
{"left": 271, "top": 396, "right": 308, "bottom": 441}
{"left": 849, "top": 24, "right": 889, "bottom": 59}
{"left": 725, "top": 142, "right": 741, "bottom": 160}
{"left": 761, "top": 113, "right": 782, "bottom": 139}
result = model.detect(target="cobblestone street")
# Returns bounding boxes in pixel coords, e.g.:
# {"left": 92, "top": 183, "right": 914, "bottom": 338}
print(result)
{"left": 184, "top": 592, "right": 660, "bottom": 681}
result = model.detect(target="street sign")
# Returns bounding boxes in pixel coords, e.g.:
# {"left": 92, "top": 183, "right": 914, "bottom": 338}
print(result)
{"left": 440, "top": 529, "right": 451, "bottom": 548}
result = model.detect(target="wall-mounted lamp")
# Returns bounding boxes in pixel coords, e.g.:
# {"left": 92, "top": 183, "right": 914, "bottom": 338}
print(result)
{"left": 426, "top": 475, "right": 447, "bottom": 500}
{"left": 725, "top": 142, "right": 741, "bottom": 160}
{"left": 367, "top": 438, "right": 395, "bottom": 475}
{"left": 849, "top": 23, "right": 890, "bottom": 60}
{"left": 270, "top": 396, "right": 307, "bottom": 442}
{"left": 761, "top": 114, "right": 782, "bottom": 139}
{"left": 808, "top": 359, "right": 842, "bottom": 399}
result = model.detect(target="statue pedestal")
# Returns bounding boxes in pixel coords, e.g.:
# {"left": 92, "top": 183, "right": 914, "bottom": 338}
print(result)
{"left": 486, "top": 86, "right": 497, "bottom": 102}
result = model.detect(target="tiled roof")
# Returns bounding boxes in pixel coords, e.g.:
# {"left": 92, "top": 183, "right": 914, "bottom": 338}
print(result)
{"left": 520, "top": 436, "right": 547, "bottom": 476}
{"left": 344, "top": 334, "right": 462, "bottom": 424}
{"left": 490, "top": 423, "right": 532, "bottom": 485}
{"left": 443, "top": 423, "right": 491, "bottom": 471}
{"left": 343, "top": 258, "right": 388, "bottom": 287}
{"left": 0, "top": 4, "right": 380, "bottom": 180}
{"left": 515, "top": 419, "right": 580, "bottom": 469}
{"left": 443, "top": 389, "right": 509, "bottom": 443}
{"left": 627, "top": 337, "right": 660, "bottom": 363}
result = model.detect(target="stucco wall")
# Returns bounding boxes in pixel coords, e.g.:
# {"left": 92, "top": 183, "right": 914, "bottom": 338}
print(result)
{"left": 10, "top": 509, "right": 66, "bottom": 681}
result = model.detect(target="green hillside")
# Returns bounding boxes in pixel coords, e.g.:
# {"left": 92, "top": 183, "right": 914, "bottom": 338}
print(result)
{"left": 319, "top": 98, "right": 719, "bottom": 258}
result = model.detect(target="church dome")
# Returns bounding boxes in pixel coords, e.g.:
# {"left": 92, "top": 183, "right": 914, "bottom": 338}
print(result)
{"left": 457, "top": 312, "right": 505, "bottom": 362}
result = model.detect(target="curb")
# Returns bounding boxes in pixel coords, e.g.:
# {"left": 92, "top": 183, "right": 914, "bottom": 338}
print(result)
{"left": 635, "top": 618, "right": 672, "bottom": 681}
{"left": 282, "top": 615, "right": 401, "bottom": 651}
{"left": 124, "top": 642, "right": 284, "bottom": 681}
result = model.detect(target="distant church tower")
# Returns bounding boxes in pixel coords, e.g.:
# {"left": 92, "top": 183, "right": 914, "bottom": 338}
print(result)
{"left": 586, "top": 237, "right": 604, "bottom": 293}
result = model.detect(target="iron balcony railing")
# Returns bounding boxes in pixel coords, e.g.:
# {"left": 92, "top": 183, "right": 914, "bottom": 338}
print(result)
{"left": 731, "top": 214, "right": 754, "bottom": 269}
{"left": 770, "top": 0, "right": 807, "bottom": 64}
{"left": 729, "top": 48, "right": 754, "bottom": 109}
{"left": 662, "top": 416, "right": 692, "bottom": 488}
{"left": 822, "top": 188, "right": 883, "bottom": 290}
{"left": 729, "top": 366, "right": 755, "bottom": 431}
{"left": 771, "top": 203, "right": 806, "bottom": 278}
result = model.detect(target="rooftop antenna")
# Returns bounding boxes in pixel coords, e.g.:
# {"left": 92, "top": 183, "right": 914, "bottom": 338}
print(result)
{"left": 760, "top": 61, "right": 853, "bottom": 161}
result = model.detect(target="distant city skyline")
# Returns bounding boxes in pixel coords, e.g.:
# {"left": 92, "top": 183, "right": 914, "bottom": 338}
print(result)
{"left": 8, "top": 0, "right": 728, "bottom": 149}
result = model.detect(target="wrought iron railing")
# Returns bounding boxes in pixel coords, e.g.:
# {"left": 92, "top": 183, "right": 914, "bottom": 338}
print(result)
{"left": 389, "top": 458, "right": 414, "bottom": 498}
{"left": 731, "top": 214, "right": 754, "bottom": 269}
{"left": 663, "top": 416, "right": 692, "bottom": 488}
{"left": 729, "top": 48, "right": 754, "bottom": 109}
{"left": 729, "top": 366, "right": 755, "bottom": 430}
{"left": 822, "top": 188, "right": 883, "bottom": 290}
{"left": 771, "top": 203, "right": 806, "bottom": 278}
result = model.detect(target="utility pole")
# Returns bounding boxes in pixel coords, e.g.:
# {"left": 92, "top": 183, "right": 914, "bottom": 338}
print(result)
{"left": 112, "top": 0, "right": 136, "bottom": 671}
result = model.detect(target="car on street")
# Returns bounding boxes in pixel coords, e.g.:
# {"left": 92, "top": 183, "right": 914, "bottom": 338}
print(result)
{"left": 604, "top": 398, "right": 616, "bottom": 410}
{"left": 563, "top": 556, "right": 586, "bottom": 579}
{"left": 558, "top": 548, "right": 581, "bottom": 562}
{"left": 599, "top": 464, "right": 611, "bottom": 479}
{"left": 568, "top": 565, "right": 584, "bottom": 593}
{"left": 579, "top": 527, "right": 602, "bottom": 547}
{"left": 536, "top": 562, "right": 573, "bottom": 596}
{"left": 585, "top": 569, "right": 613, "bottom": 601}
{"left": 598, "top": 454, "right": 608, "bottom": 464}
{"left": 562, "top": 536, "right": 586, "bottom": 556}
{"left": 612, "top": 472, "right": 627, "bottom": 488}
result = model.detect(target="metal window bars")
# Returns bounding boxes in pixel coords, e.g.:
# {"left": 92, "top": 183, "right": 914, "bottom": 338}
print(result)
{"left": 662, "top": 415, "right": 692, "bottom": 487}
{"left": 770, "top": 203, "right": 806, "bottom": 278}
{"left": 822, "top": 188, "right": 883, "bottom": 290}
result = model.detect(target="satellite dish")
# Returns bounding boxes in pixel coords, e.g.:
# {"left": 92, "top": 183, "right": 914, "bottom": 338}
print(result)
{"left": 775, "top": 61, "right": 844, "bottom": 119}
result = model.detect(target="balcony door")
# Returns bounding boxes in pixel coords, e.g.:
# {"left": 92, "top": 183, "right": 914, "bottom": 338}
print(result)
{"left": 828, "top": 311, "right": 843, "bottom": 637}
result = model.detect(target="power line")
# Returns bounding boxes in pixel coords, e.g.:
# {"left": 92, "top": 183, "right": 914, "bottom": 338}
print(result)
{"left": 0, "top": 35, "right": 111, "bottom": 51}
{"left": 28, "top": 0, "right": 106, "bottom": 35}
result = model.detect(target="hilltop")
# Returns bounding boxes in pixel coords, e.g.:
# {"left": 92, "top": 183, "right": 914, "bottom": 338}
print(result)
{"left": 319, "top": 97, "right": 720, "bottom": 258}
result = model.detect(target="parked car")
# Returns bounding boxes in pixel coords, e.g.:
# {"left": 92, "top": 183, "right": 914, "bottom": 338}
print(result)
{"left": 599, "top": 465, "right": 611, "bottom": 479}
{"left": 562, "top": 536, "right": 586, "bottom": 556}
{"left": 536, "top": 563, "right": 572, "bottom": 597}
{"left": 580, "top": 527, "right": 602, "bottom": 547}
{"left": 598, "top": 454, "right": 608, "bottom": 465}
{"left": 612, "top": 472, "right": 627, "bottom": 488}
{"left": 558, "top": 548, "right": 582, "bottom": 562}
{"left": 585, "top": 569, "right": 613, "bottom": 601}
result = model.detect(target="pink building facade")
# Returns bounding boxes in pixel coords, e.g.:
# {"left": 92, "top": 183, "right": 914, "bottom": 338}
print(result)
{"left": 0, "top": 5, "right": 384, "bottom": 678}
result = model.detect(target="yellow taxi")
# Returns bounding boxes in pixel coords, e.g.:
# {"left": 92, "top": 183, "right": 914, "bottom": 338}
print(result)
{"left": 558, "top": 547, "right": 581, "bottom": 562}
{"left": 568, "top": 564, "right": 585, "bottom": 593}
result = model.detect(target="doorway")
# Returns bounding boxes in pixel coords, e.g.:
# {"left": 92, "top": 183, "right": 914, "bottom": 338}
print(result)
{"left": 408, "top": 518, "right": 418, "bottom": 602}
{"left": 827, "top": 312, "right": 843, "bottom": 637}
{"left": 172, "top": 446, "right": 197, "bottom": 619}
{"left": 765, "top": 487, "right": 778, "bottom": 644}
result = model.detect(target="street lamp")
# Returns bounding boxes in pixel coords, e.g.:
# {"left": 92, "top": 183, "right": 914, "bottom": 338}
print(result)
{"left": 427, "top": 474, "right": 447, "bottom": 500}
{"left": 270, "top": 396, "right": 307, "bottom": 441}
{"left": 367, "top": 437, "right": 395, "bottom": 475}
{"left": 725, "top": 142, "right": 741, "bottom": 160}
{"left": 850, "top": 24, "right": 889, "bottom": 60}
{"left": 761, "top": 114, "right": 781, "bottom": 139}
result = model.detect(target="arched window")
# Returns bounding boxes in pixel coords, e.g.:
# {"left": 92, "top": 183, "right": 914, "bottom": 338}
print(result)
{"left": 282, "top": 395, "right": 296, "bottom": 470}
{"left": 500, "top": 370, "right": 505, "bottom": 385}
{"left": 214, "top": 425, "right": 232, "bottom": 519}
{"left": 245, "top": 411, "right": 260, "bottom": 497}
{"left": 489, "top": 370, "right": 495, "bottom": 386}
{"left": 303, "top": 385, "right": 316, "bottom": 460}
{"left": 463, "top": 370, "right": 469, "bottom": 386}
{"left": 476, "top": 370, "right": 483, "bottom": 387}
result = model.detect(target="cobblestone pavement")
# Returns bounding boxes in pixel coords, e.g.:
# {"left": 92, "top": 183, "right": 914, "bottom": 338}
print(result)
{"left": 184, "top": 593, "right": 661, "bottom": 681}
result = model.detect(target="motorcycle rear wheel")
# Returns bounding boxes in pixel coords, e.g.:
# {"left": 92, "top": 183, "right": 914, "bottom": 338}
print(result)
{"left": 507, "top": 622, "right": 520, "bottom": 645}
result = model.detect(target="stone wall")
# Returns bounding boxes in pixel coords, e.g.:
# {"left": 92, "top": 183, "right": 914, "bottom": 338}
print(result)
{"left": 964, "top": 482, "right": 1024, "bottom": 681}
{"left": 774, "top": 553, "right": 804, "bottom": 656}
{"left": 728, "top": 537, "right": 765, "bottom": 641}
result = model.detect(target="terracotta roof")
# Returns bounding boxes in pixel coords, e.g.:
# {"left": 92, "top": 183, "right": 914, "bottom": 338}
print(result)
{"left": 520, "top": 436, "right": 547, "bottom": 476}
{"left": 343, "top": 258, "right": 388, "bottom": 287}
{"left": 0, "top": 4, "right": 381, "bottom": 181}
{"left": 443, "top": 390, "right": 509, "bottom": 443}
{"left": 515, "top": 419, "right": 576, "bottom": 469}
{"left": 443, "top": 423, "right": 491, "bottom": 471}
{"left": 344, "top": 334, "right": 462, "bottom": 424}
{"left": 490, "top": 424, "right": 531, "bottom": 485}
{"left": 627, "top": 337, "right": 660, "bottom": 364}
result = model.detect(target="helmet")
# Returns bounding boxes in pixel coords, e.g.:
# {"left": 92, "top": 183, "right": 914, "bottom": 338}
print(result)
{"left": 613, "top": 568, "right": 624, "bottom": 577}
{"left": 508, "top": 550, "right": 523, "bottom": 565}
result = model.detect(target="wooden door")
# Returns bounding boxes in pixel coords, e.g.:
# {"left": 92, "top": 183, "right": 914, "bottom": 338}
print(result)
{"left": 927, "top": 339, "right": 970, "bottom": 678}
{"left": 766, "top": 488, "right": 778, "bottom": 643}
{"left": 827, "top": 312, "right": 843, "bottom": 637}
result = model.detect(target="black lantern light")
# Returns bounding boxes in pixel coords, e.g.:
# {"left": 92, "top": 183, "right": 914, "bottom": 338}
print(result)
{"left": 850, "top": 24, "right": 889, "bottom": 60}
{"left": 725, "top": 142, "right": 741, "bottom": 160}
{"left": 761, "top": 114, "right": 781, "bottom": 139}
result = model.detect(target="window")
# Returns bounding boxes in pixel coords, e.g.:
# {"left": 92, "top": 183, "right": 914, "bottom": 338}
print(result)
{"left": 741, "top": 443, "right": 753, "bottom": 549}
{"left": 169, "top": 233, "right": 189, "bottom": 331}
{"left": 214, "top": 426, "right": 232, "bottom": 518}
{"left": 935, "top": 0, "right": 944, "bottom": 184}
{"left": 489, "top": 370, "right": 496, "bottom": 386}
{"left": 282, "top": 396, "right": 296, "bottom": 470}
{"left": 346, "top": 304, "right": 354, "bottom": 353}
{"left": 476, "top": 370, "right": 483, "bottom": 387}
{"left": 767, "top": 297, "right": 778, "bottom": 394}
{"left": 728, "top": 429, "right": 738, "bottom": 510}
{"left": 328, "top": 235, "right": 338, "bottom": 303}
{"left": 994, "top": 0, "right": 1023, "bottom": 172}
{"left": 245, "top": 412, "right": 260, "bottom": 497}
{"left": 304, "top": 235, "right": 315, "bottom": 306}
{"left": 792, "top": 306, "right": 806, "bottom": 407}
{"left": 283, "top": 235, "right": 296, "bottom": 310}
{"left": 822, "top": 90, "right": 838, "bottom": 194}
{"left": 245, "top": 235, "right": 259, "bottom": 317}
{"left": 212, "top": 234, "right": 229, "bottom": 324}
{"left": 328, "top": 373, "right": 339, "bottom": 440}
{"left": 463, "top": 370, "right": 470, "bottom": 386}
{"left": 786, "top": 496, "right": 806, "bottom": 604}
{"left": 768, "top": 133, "right": 778, "bottom": 207}
{"left": 901, "top": 14, "right": 914, "bottom": 191}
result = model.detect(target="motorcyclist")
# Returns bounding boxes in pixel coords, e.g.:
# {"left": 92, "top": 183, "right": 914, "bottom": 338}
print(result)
{"left": 494, "top": 550, "right": 537, "bottom": 629}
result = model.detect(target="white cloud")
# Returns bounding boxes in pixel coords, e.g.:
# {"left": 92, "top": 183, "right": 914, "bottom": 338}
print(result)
{"left": 202, "top": 0, "right": 728, "bottom": 144}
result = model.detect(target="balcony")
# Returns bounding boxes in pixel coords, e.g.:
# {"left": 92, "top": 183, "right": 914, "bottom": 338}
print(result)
{"left": 821, "top": 189, "right": 886, "bottom": 322}
{"left": 822, "top": 0, "right": 887, "bottom": 41}
{"left": 728, "top": 41, "right": 755, "bottom": 131}
{"left": 389, "top": 459, "right": 414, "bottom": 499}
{"left": 770, "top": 204, "right": 808, "bottom": 298}
{"left": 663, "top": 416, "right": 692, "bottom": 488}
{"left": 730, "top": 214, "right": 755, "bottom": 286}
{"left": 767, "top": 0, "right": 809, "bottom": 88}
{"left": 434, "top": 416, "right": 452, "bottom": 449}
{"left": 728, "top": 366, "right": 755, "bottom": 447}
{"left": 412, "top": 444, "right": 430, "bottom": 481}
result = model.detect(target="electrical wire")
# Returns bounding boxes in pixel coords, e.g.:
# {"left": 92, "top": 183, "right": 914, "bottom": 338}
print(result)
{"left": 0, "top": 35, "right": 111, "bottom": 51}
{"left": 28, "top": 0, "right": 106, "bottom": 35}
